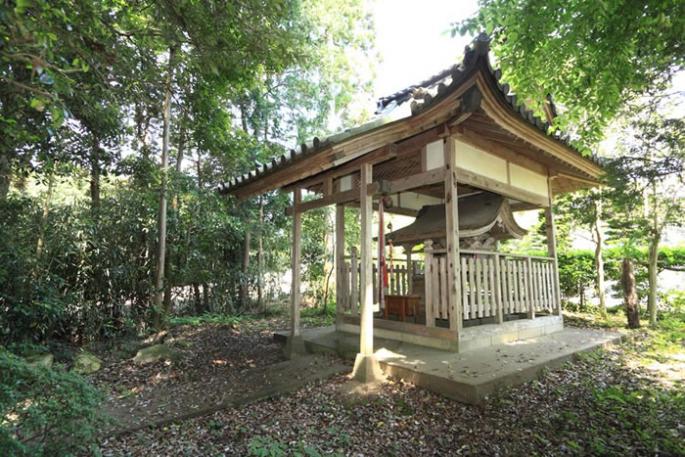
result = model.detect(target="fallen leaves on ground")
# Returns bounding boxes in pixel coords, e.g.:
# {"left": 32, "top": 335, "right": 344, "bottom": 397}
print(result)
{"left": 95, "top": 313, "right": 685, "bottom": 456}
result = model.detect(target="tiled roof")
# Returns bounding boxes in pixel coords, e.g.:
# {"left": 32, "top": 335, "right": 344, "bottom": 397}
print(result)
{"left": 218, "top": 33, "right": 598, "bottom": 195}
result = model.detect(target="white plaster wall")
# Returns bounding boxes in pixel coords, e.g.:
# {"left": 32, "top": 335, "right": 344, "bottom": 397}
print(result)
{"left": 454, "top": 139, "right": 508, "bottom": 183}
{"left": 509, "top": 163, "right": 548, "bottom": 197}
{"left": 339, "top": 174, "right": 353, "bottom": 191}
{"left": 425, "top": 140, "right": 444, "bottom": 170}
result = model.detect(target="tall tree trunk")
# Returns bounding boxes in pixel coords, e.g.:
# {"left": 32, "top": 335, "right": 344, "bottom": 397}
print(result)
{"left": 195, "top": 150, "right": 203, "bottom": 188}
{"left": 172, "top": 105, "right": 188, "bottom": 210}
{"left": 592, "top": 211, "right": 606, "bottom": 315}
{"left": 257, "top": 196, "right": 264, "bottom": 310}
{"left": 36, "top": 169, "right": 55, "bottom": 259}
{"left": 0, "top": 151, "right": 10, "bottom": 200}
{"left": 193, "top": 283, "right": 203, "bottom": 314}
{"left": 153, "top": 46, "right": 176, "bottom": 328}
{"left": 646, "top": 180, "right": 660, "bottom": 327}
{"left": 90, "top": 139, "right": 101, "bottom": 212}
{"left": 647, "top": 235, "right": 660, "bottom": 326}
{"left": 239, "top": 231, "right": 251, "bottom": 307}
{"left": 162, "top": 250, "right": 172, "bottom": 316}
{"left": 621, "top": 258, "right": 640, "bottom": 329}
{"left": 202, "top": 283, "right": 210, "bottom": 312}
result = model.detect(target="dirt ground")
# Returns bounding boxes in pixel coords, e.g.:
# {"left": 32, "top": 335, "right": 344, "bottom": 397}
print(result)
{"left": 92, "top": 313, "right": 685, "bottom": 456}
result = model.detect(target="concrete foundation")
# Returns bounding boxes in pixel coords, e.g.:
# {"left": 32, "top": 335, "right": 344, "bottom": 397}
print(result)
{"left": 284, "top": 334, "right": 307, "bottom": 359}
{"left": 274, "top": 324, "right": 621, "bottom": 404}
{"left": 337, "top": 315, "right": 563, "bottom": 353}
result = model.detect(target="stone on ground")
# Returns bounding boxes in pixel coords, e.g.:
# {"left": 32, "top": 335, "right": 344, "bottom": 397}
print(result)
{"left": 73, "top": 352, "right": 102, "bottom": 374}
{"left": 133, "top": 344, "right": 177, "bottom": 365}
{"left": 25, "top": 353, "right": 54, "bottom": 368}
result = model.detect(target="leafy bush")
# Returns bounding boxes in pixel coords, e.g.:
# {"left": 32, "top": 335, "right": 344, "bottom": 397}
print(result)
{"left": 661, "top": 289, "right": 685, "bottom": 313}
{"left": 0, "top": 180, "right": 291, "bottom": 345}
{"left": 555, "top": 247, "right": 685, "bottom": 306}
{"left": 0, "top": 350, "right": 107, "bottom": 456}
{"left": 557, "top": 251, "right": 596, "bottom": 308}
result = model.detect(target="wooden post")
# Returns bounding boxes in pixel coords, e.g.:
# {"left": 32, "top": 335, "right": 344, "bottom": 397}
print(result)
{"left": 526, "top": 256, "right": 535, "bottom": 319}
{"left": 335, "top": 204, "right": 345, "bottom": 327}
{"left": 545, "top": 178, "right": 562, "bottom": 316}
{"left": 444, "top": 136, "right": 462, "bottom": 335}
{"left": 285, "top": 188, "right": 305, "bottom": 358}
{"left": 494, "top": 253, "right": 503, "bottom": 324}
{"left": 352, "top": 162, "right": 383, "bottom": 382}
{"left": 405, "top": 245, "right": 413, "bottom": 294}
{"left": 424, "top": 240, "right": 435, "bottom": 327}
{"left": 350, "top": 246, "right": 358, "bottom": 313}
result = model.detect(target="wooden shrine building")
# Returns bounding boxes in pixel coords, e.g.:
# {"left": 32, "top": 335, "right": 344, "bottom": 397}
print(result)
{"left": 219, "top": 34, "right": 603, "bottom": 382}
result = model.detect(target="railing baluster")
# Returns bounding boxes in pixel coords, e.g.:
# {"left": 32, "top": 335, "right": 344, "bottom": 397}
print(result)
{"left": 468, "top": 257, "right": 477, "bottom": 319}
{"left": 481, "top": 257, "right": 492, "bottom": 317}
{"left": 350, "top": 247, "right": 358, "bottom": 314}
{"left": 494, "top": 254, "right": 503, "bottom": 323}
{"left": 461, "top": 256, "right": 469, "bottom": 320}
{"left": 526, "top": 257, "right": 535, "bottom": 319}
{"left": 424, "top": 240, "right": 434, "bottom": 327}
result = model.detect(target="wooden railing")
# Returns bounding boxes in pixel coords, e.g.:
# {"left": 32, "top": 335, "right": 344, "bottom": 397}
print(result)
{"left": 338, "top": 244, "right": 560, "bottom": 328}
{"left": 339, "top": 249, "right": 422, "bottom": 315}
{"left": 423, "top": 244, "right": 559, "bottom": 326}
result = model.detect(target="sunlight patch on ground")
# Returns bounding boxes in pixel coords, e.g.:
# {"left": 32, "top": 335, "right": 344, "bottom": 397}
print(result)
{"left": 626, "top": 351, "right": 685, "bottom": 389}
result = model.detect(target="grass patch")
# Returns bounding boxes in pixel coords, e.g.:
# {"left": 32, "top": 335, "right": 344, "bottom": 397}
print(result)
{"left": 589, "top": 384, "right": 685, "bottom": 455}
{"left": 543, "top": 316, "right": 685, "bottom": 456}
{"left": 301, "top": 304, "right": 335, "bottom": 327}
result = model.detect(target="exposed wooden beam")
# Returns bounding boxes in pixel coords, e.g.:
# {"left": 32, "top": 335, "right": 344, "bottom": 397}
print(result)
{"left": 510, "top": 201, "right": 541, "bottom": 211}
{"left": 551, "top": 172, "right": 601, "bottom": 187}
{"left": 232, "top": 77, "right": 478, "bottom": 200}
{"left": 285, "top": 188, "right": 357, "bottom": 215}
{"left": 283, "top": 144, "right": 396, "bottom": 193}
{"left": 455, "top": 167, "right": 549, "bottom": 207}
{"left": 286, "top": 126, "right": 447, "bottom": 194}
{"left": 453, "top": 126, "right": 549, "bottom": 175}
{"left": 444, "top": 136, "right": 462, "bottom": 333}
{"left": 346, "top": 201, "right": 419, "bottom": 217}
{"left": 323, "top": 176, "right": 333, "bottom": 195}
{"left": 474, "top": 72, "right": 603, "bottom": 179}
{"left": 367, "top": 168, "right": 446, "bottom": 196}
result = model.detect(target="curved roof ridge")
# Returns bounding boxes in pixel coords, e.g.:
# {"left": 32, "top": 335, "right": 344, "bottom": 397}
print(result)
{"left": 219, "top": 33, "right": 600, "bottom": 197}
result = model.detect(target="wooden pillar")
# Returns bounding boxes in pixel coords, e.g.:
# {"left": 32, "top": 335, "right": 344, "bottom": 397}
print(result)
{"left": 545, "top": 178, "right": 562, "bottom": 316}
{"left": 404, "top": 245, "right": 413, "bottom": 294}
{"left": 526, "top": 256, "right": 535, "bottom": 319}
{"left": 352, "top": 162, "right": 383, "bottom": 382}
{"left": 494, "top": 253, "right": 503, "bottom": 324}
{"left": 350, "top": 247, "right": 359, "bottom": 313}
{"left": 285, "top": 188, "right": 305, "bottom": 358}
{"left": 335, "top": 204, "right": 346, "bottom": 327}
{"left": 444, "top": 136, "right": 463, "bottom": 334}
{"left": 424, "top": 240, "right": 435, "bottom": 327}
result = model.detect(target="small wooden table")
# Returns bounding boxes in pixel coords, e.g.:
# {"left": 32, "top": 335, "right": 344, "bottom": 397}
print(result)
{"left": 384, "top": 294, "right": 421, "bottom": 322}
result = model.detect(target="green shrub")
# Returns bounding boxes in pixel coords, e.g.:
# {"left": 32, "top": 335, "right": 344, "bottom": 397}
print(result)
{"left": 661, "top": 289, "right": 685, "bottom": 312}
{"left": 0, "top": 350, "right": 107, "bottom": 456}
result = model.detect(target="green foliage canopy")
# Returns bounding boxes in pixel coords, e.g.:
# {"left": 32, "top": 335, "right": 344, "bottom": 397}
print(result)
{"left": 456, "top": 0, "right": 685, "bottom": 148}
